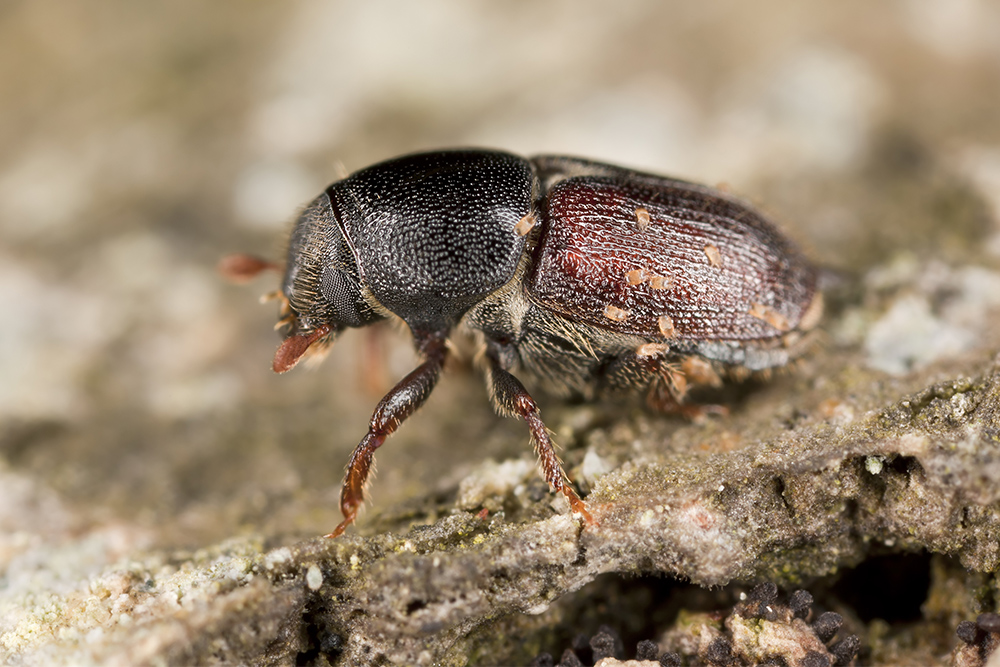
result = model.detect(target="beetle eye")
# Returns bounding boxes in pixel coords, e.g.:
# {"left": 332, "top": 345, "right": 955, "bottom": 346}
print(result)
{"left": 320, "top": 264, "right": 368, "bottom": 327}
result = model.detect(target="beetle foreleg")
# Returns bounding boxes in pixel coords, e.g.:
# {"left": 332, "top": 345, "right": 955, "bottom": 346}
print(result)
{"left": 485, "top": 353, "right": 594, "bottom": 525}
{"left": 327, "top": 334, "right": 449, "bottom": 538}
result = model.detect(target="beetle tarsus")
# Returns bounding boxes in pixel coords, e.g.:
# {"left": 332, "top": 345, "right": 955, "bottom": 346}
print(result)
{"left": 327, "top": 334, "right": 449, "bottom": 537}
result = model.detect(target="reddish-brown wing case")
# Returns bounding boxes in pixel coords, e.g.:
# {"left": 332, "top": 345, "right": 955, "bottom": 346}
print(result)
{"left": 527, "top": 177, "right": 817, "bottom": 342}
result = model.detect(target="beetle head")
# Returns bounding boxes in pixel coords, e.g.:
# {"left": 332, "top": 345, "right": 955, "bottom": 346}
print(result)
{"left": 273, "top": 150, "right": 535, "bottom": 371}
{"left": 274, "top": 192, "right": 383, "bottom": 372}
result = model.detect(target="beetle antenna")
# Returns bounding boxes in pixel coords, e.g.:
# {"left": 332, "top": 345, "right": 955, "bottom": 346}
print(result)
{"left": 273, "top": 324, "right": 333, "bottom": 373}
{"left": 218, "top": 253, "right": 282, "bottom": 284}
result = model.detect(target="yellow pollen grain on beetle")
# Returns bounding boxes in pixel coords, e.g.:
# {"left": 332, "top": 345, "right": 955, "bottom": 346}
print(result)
{"left": 798, "top": 292, "right": 824, "bottom": 331}
{"left": 603, "top": 304, "right": 629, "bottom": 322}
{"left": 649, "top": 275, "right": 671, "bottom": 290}
{"left": 704, "top": 244, "right": 722, "bottom": 267}
{"left": 634, "top": 207, "right": 651, "bottom": 231}
{"left": 657, "top": 314, "right": 676, "bottom": 338}
{"left": 681, "top": 356, "right": 722, "bottom": 387}
{"left": 749, "top": 302, "right": 791, "bottom": 332}
{"left": 514, "top": 213, "right": 536, "bottom": 236}
{"left": 626, "top": 268, "right": 651, "bottom": 285}
{"left": 635, "top": 342, "right": 670, "bottom": 358}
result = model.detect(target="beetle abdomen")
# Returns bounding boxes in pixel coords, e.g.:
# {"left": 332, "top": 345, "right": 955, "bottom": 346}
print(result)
{"left": 527, "top": 176, "right": 817, "bottom": 343}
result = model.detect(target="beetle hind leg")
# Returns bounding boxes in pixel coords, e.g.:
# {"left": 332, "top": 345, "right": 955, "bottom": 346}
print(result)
{"left": 484, "top": 352, "right": 594, "bottom": 525}
{"left": 645, "top": 355, "right": 729, "bottom": 421}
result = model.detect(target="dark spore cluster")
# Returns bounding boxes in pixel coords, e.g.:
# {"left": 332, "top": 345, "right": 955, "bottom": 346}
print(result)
{"left": 530, "top": 583, "right": 861, "bottom": 667}
{"left": 953, "top": 613, "right": 1000, "bottom": 667}
{"left": 530, "top": 623, "right": 681, "bottom": 666}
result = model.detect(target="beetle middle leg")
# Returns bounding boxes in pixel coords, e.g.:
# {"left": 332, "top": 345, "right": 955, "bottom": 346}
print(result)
{"left": 484, "top": 349, "right": 594, "bottom": 524}
{"left": 326, "top": 333, "right": 449, "bottom": 538}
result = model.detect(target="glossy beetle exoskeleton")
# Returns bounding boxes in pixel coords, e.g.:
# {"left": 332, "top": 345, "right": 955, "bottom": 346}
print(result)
{"left": 225, "top": 149, "right": 823, "bottom": 537}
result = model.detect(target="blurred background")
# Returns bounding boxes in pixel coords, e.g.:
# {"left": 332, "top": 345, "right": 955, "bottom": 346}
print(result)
{"left": 1, "top": 0, "right": 999, "bottom": 560}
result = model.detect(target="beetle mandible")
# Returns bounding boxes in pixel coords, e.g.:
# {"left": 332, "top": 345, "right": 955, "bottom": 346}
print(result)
{"left": 224, "top": 149, "right": 822, "bottom": 537}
